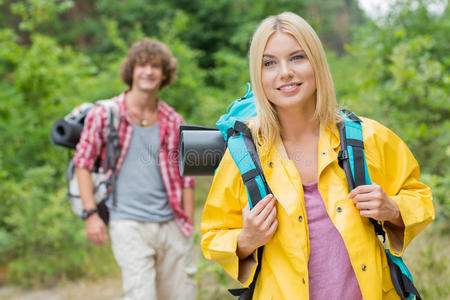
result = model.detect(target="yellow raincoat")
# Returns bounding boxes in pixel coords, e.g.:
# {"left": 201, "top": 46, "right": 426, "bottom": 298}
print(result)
{"left": 201, "top": 118, "right": 434, "bottom": 300}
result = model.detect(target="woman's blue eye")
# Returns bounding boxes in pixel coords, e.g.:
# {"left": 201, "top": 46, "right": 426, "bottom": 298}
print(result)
{"left": 292, "top": 55, "right": 304, "bottom": 61}
{"left": 263, "top": 60, "right": 275, "bottom": 67}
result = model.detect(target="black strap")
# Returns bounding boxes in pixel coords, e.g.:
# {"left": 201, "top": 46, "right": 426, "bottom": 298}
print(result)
{"left": 387, "top": 252, "right": 422, "bottom": 300}
{"left": 242, "top": 169, "right": 259, "bottom": 183}
{"left": 337, "top": 121, "right": 355, "bottom": 190}
{"left": 402, "top": 273, "right": 422, "bottom": 300}
{"left": 234, "top": 121, "right": 252, "bottom": 138}
{"left": 347, "top": 138, "right": 364, "bottom": 148}
{"left": 347, "top": 138, "right": 366, "bottom": 187}
{"left": 370, "top": 218, "right": 386, "bottom": 243}
{"left": 352, "top": 146, "right": 366, "bottom": 187}
{"left": 245, "top": 178, "right": 263, "bottom": 209}
{"left": 228, "top": 246, "right": 264, "bottom": 300}
{"left": 340, "top": 108, "right": 362, "bottom": 122}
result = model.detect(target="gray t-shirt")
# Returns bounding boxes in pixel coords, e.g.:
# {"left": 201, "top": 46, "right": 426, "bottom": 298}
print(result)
{"left": 107, "top": 124, "right": 174, "bottom": 222}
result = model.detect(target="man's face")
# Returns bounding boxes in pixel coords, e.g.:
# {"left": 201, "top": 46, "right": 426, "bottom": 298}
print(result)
{"left": 131, "top": 57, "right": 166, "bottom": 93}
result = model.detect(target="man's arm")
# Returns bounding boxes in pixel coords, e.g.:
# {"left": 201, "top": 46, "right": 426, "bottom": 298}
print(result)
{"left": 182, "top": 187, "right": 195, "bottom": 224}
{"left": 76, "top": 167, "right": 108, "bottom": 245}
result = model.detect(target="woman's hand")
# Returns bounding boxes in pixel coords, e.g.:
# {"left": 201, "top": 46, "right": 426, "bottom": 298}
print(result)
{"left": 236, "top": 194, "right": 278, "bottom": 260}
{"left": 349, "top": 183, "right": 404, "bottom": 227}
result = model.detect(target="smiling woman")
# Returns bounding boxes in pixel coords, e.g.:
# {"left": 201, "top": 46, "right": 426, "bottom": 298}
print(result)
{"left": 261, "top": 33, "right": 316, "bottom": 114}
{"left": 200, "top": 11, "right": 434, "bottom": 300}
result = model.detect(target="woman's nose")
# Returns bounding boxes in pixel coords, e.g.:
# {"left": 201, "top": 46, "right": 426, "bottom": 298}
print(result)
{"left": 280, "top": 61, "right": 293, "bottom": 80}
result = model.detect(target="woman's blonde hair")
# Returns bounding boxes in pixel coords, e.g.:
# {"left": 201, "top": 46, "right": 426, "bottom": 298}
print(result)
{"left": 249, "top": 12, "right": 339, "bottom": 147}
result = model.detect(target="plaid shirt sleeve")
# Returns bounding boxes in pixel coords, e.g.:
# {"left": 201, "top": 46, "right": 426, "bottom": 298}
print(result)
{"left": 74, "top": 106, "right": 106, "bottom": 171}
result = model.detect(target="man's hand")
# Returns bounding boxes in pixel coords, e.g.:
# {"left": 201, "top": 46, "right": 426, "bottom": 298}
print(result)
{"left": 237, "top": 194, "right": 278, "bottom": 260}
{"left": 349, "top": 183, "right": 404, "bottom": 227}
{"left": 85, "top": 214, "right": 108, "bottom": 245}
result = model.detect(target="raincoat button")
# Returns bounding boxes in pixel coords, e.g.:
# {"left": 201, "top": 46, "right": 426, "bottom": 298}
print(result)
{"left": 321, "top": 151, "right": 326, "bottom": 156}
{"left": 336, "top": 206, "right": 342, "bottom": 213}
{"left": 268, "top": 162, "right": 274, "bottom": 167}
{"left": 298, "top": 215, "right": 303, "bottom": 222}
{"left": 362, "top": 264, "right": 367, "bottom": 271}
{"left": 302, "top": 278, "right": 306, "bottom": 284}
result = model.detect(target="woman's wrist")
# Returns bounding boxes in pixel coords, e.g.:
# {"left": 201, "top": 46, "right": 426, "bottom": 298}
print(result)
{"left": 386, "top": 198, "right": 404, "bottom": 228}
{"left": 237, "top": 230, "right": 256, "bottom": 260}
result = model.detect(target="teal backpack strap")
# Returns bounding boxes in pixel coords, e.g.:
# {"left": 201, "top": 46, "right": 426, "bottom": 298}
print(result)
{"left": 338, "top": 109, "right": 421, "bottom": 300}
{"left": 337, "top": 109, "right": 370, "bottom": 188}
{"left": 218, "top": 86, "right": 270, "bottom": 299}
{"left": 338, "top": 109, "right": 385, "bottom": 239}
{"left": 226, "top": 122, "right": 270, "bottom": 300}
{"left": 227, "top": 121, "right": 271, "bottom": 209}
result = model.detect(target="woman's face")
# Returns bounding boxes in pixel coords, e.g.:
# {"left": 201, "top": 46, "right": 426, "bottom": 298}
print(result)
{"left": 261, "top": 32, "right": 316, "bottom": 111}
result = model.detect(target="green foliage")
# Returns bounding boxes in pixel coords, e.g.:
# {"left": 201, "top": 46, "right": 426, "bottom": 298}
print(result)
{"left": 0, "top": 166, "right": 82, "bottom": 286}
{"left": 421, "top": 173, "right": 450, "bottom": 233}
{"left": 350, "top": 0, "right": 450, "bottom": 176}
{"left": 404, "top": 226, "right": 450, "bottom": 299}
{"left": 0, "top": 165, "right": 119, "bottom": 286}
{"left": 0, "top": 32, "right": 92, "bottom": 177}
{"left": 10, "top": 0, "right": 74, "bottom": 32}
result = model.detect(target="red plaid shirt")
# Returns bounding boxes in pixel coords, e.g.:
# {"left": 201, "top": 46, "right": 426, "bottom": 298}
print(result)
{"left": 74, "top": 92, "right": 195, "bottom": 236}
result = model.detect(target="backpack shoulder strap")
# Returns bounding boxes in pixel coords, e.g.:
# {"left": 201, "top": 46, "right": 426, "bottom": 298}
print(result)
{"left": 96, "top": 99, "right": 121, "bottom": 206}
{"left": 96, "top": 99, "right": 120, "bottom": 130}
{"left": 337, "top": 109, "right": 369, "bottom": 188}
{"left": 337, "top": 109, "right": 385, "bottom": 241}
{"left": 227, "top": 121, "right": 271, "bottom": 209}
{"left": 226, "top": 120, "right": 269, "bottom": 299}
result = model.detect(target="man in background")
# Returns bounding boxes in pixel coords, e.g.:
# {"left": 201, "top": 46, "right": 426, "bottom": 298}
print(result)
{"left": 74, "top": 38, "right": 196, "bottom": 300}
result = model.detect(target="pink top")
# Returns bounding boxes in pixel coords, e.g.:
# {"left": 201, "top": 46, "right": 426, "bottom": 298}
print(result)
{"left": 303, "top": 182, "right": 363, "bottom": 300}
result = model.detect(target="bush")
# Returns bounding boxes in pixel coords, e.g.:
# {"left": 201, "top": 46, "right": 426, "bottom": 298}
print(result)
{"left": 0, "top": 166, "right": 119, "bottom": 287}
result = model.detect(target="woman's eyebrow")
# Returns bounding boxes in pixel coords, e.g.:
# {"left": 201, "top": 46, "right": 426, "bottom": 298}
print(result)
{"left": 290, "top": 50, "right": 305, "bottom": 55}
{"left": 263, "top": 50, "right": 306, "bottom": 58}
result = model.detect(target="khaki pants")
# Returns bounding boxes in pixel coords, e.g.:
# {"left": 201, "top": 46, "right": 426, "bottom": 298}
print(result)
{"left": 109, "top": 219, "right": 196, "bottom": 300}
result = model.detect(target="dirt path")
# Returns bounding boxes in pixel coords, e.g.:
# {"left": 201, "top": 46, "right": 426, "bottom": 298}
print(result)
{"left": 0, "top": 277, "right": 123, "bottom": 300}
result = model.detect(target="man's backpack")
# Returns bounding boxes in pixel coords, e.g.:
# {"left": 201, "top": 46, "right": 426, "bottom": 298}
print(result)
{"left": 51, "top": 100, "right": 121, "bottom": 224}
{"left": 216, "top": 85, "right": 421, "bottom": 300}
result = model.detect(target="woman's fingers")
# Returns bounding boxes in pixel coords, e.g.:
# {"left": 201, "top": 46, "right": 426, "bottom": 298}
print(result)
{"left": 355, "top": 200, "right": 379, "bottom": 210}
{"left": 348, "top": 183, "right": 379, "bottom": 199}
{"left": 250, "top": 194, "right": 274, "bottom": 214}
{"left": 241, "top": 194, "right": 278, "bottom": 248}
{"left": 267, "top": 217, "right": 278, "bottom": 237}
{"left": 255, "top": 197, "right": 276, "bottom": 223}
{"left": 261, "top": 205, "right": 277, "bottom": 231}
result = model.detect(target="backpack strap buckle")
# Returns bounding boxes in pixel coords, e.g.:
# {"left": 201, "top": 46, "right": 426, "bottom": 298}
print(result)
{"left": 338, "top": 149, "right": 348, "bottom": 169}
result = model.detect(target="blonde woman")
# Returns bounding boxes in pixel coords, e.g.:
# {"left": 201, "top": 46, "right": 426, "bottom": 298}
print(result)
{"left": 200, "top": 12, "right": 434, "bottom": 300}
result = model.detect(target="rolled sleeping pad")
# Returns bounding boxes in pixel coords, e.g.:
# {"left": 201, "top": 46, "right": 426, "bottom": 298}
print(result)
{"left": 178, "top": 125, "right": 226, "bottom": 176}
{"left": 50, "top": 118, "right": 83, "bottom": 149}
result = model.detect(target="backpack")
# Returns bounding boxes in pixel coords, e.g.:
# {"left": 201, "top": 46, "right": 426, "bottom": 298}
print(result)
{"left": 215, "top": 85, "right": 421, "bottom": 300}
{"left": 51, "top": 100, "right": 121, "bottom": 224}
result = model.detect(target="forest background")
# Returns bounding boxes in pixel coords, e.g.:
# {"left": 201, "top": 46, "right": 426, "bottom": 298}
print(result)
{"left": 0, "top": 0, "right": 448, "bottom": 299}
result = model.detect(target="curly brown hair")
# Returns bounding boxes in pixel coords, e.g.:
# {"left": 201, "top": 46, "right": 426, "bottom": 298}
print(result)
{"left": 120, "top": 38, "right": 178, "bottom": 90}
